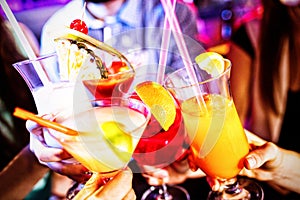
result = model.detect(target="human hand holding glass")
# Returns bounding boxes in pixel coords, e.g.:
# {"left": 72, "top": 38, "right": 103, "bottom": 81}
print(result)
{"left": 164, "top": 55, "right": 264, "bottom": 200}
{"left": 14, "top": 97, "right": 150, "bottom": 199}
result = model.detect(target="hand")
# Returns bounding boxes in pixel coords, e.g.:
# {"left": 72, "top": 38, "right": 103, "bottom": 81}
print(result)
{"left": 74, "top": 167, "right": 136, "bottom": 200}
{"left": 141, "top": 158, "right": 205, "bottom": 186}
{"left": 26, "top": 116, "right": 91, "bottom": 183}
{"left": 207, "top": 130, "right": 300, "bottom": 194}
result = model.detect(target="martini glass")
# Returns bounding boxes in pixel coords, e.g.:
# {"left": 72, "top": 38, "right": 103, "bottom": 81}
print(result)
{"left": 47, "top": 97, "right": 151, "bottom": 199}
{"left": 12, "top": 38, "right": 136, "bottom": 197}
{"left": 164, "top": 60, "right": 264, "bottom": 200}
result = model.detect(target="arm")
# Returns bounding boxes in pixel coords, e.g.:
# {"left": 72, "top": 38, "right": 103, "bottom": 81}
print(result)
{"left": 243, "top": 130, "right": 300, "bottom": 194}
{"left": 0, "top": 145, "right": 49, "bottom": 199}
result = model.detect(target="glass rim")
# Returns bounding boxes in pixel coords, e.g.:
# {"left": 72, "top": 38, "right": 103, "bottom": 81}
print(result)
{"left": 12, "top": 53, "right": 135, "bottom": 77}
{"left": 164, "top": 58, "right": 232, "bottom": 89}
{"left": 89, "top": 97, "right": 151, "bottom": 133}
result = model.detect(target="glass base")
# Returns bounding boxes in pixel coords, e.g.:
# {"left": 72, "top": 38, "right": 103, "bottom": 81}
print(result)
{"left": 207, "top": 177, "right": 264, "bottom": 200}
{"left": 141, "top": 185, "right": 190, "bottom": 200}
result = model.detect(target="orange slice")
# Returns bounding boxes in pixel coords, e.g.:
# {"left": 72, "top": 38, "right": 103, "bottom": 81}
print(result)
{"left": 134, "top": 81, "right": 176, "bottom": 131}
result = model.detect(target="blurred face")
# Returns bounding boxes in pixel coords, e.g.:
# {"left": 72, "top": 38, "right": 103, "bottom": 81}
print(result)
{"left": 280, "top": 0, "right": 300, "bottom": 6}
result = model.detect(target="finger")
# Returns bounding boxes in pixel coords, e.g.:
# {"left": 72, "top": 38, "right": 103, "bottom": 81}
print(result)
{"left": 26, "top": 114, "right": 53, "bottom": 132}
{"left": 36, "top": 145, "right": 72, "bottom": 162}
{"left": 47, "top": 162, "right": 91, "bottom": 182}
{"left": 244, "top": 142, "right": 278, "bottom": 169}
{"left": 187, "top": 154, "right": 198, "bottom": 172}
{"left": 206, "top": 176, "right": 220, "bottom": 192}
{"left": 93, "top": 168, "right": 133, "bottom": 199}
{"left": 144, "top": 175, "right": 165, "bottom": 186}
{"left": 73, "top": 173, "right": 101, "bottom": 200}
{"left": 144, "top": 168, "right": 169, "bottom": 179}
{"left": 123, "top": 189, "right": 136, "bottom": 200}
{"left": 244, "top": 129, "right": 266, "bottom": 146}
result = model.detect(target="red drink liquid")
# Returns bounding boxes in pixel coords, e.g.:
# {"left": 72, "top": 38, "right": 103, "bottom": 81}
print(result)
{"left": 83, "top": 61, "right": 134, "bottom": 98}
{"left": 83, "top": 75, "right": 134, "bottom": 98}
{"left": 133, "top": 94, "right": 188, "bottom": 168}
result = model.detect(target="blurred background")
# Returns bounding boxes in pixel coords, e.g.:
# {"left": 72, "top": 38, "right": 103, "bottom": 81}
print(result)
{"left": 2, "top": 0, "right": 262, "bottom": 52}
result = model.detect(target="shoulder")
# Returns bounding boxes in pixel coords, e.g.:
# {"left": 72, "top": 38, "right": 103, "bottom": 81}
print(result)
{"left": 4, "top": 21, "right": 39, "bottom": 56}
{"left": 43, "top": 0, "right": 82, "bottom": 29}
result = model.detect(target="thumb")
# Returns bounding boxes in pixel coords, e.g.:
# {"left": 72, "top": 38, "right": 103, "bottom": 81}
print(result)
{"left": 244, "top": 142, "right": 278, "bottom": 169}
{"left": 73, "top": 173, "right": 106, "bottom": 200}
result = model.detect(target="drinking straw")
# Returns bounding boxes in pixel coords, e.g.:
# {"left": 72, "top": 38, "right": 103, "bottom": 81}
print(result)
{"left": 156, "top": 0, "right": 176, "bottom": 84}
{"left": 13, "top": 107, "right": 78, "bottom": 136}
{"left": 0, "top": 1, "right": 50, "bottom": 86}
{"left": 160, "top": 0, "right": 207, "bottom": 110}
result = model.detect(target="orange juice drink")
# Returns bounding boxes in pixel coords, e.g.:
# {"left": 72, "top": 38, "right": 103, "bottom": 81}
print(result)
{"left": 181, "top": 94, "right": 249, "bottom": 179}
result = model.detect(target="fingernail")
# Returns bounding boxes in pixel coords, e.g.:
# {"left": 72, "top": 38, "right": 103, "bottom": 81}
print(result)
{"left": 246, "top": 156, "right": 256, "bottom": 168}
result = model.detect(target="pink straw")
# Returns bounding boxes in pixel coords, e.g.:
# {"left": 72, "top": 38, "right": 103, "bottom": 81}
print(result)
{"left": 160, "top": 0, "right": 206, "bottom": 110}
{"left": 156, "top": 0, "right": 176, "bottom": 84}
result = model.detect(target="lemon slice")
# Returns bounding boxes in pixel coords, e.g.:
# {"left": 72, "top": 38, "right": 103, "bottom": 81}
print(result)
{"left": 101, "top": 121, "right": 133, "bottom": 161}
{"left": 134, "top": 81, "right": 176, "bottom": 131}
{"left": 195, "top": 52, "right": 225, "bottom": 77}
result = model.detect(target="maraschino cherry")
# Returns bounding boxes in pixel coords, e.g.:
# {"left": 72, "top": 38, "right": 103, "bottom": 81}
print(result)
{"left": 70, "top": 2, "right": 88, "bottom": 34}
{"left": 70, "top": 19, "right": 88, "bottom": 34}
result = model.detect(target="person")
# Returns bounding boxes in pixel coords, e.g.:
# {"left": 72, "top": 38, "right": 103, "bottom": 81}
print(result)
{"left": 227, "top": 0, "right": 300, "bottom": 193}
{"left": 0, "top": 144, "right": 136, "bottom": 200}
{"left": 0, "top": 15, "right": 39, "bottom": 170}
{"left": 40, "top": 0, "right": 203, "bottom": 74}
{"left": 0, "top": 14, "right": 54, "bottom": 199}
{"left": 136, "top": 0, "right": 300, "bottom": 198}
{"left": 35, "top": 0, "right": 203, "bottom": 197}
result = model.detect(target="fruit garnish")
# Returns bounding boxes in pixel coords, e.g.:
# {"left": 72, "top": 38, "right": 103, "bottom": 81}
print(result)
{"left": 101, "top": 121, "right": 133, "bottom": 161}
{"left": 70, "top": 19, "right": 88, "bottom": 34}
{"left": 195, "top": 52, "right": 225, "bottom": 77}
{"left": 108, "top": 61, "right": 129, "bottom": 74}
{"left": 134, "top": 81, "right": 176, "bottom": 131}
{"left": 51, "top": 27, "right": 134, "bottom": 81}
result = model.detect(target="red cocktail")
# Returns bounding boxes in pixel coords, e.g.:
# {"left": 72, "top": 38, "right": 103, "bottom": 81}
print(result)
{"left": 133, "top": 98, "right": 187, "bottom": 168}
{"left": 83, "top": 61, "right": 134, "bottom": 98}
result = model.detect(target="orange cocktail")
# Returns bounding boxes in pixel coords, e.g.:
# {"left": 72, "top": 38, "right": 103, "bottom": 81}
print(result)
{"left": 181, "top": 94, "right": 249, "bottom": 179}
{"left": 165, "top": 52, "right": 263, "bottom": 200}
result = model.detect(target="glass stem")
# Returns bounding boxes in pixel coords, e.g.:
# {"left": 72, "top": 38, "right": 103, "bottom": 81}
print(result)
{"left": 157, "top": 183, "right": 173, "bottom": 200}
{"left": 223, "top": 178, "right": 242, "bottom": 195}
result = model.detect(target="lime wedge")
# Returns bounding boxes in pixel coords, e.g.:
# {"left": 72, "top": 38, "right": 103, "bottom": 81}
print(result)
{"left": 101, "top": 121, "right": 133, "bottom": 162}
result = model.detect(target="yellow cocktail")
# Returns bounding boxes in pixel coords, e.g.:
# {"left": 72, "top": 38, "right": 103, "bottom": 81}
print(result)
{"left": 48, "top": 97, "right": 151, "bottom": 177}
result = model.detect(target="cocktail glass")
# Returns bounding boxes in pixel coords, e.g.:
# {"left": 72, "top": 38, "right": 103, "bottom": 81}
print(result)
{"left": 48, "top": 97, "right": 151, "bottom": 199}
{"left": 13, "top": 40, "right": 136, "bottom": 197}
{"left": 13, "top": 40, "right": 135, "bottom": 147}
{"left": 164, "top": 60, "right": 264, "bottom": 200}
{"left": 120, "top": 73, "right": 191, "bottom": 200}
